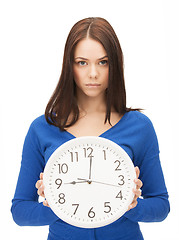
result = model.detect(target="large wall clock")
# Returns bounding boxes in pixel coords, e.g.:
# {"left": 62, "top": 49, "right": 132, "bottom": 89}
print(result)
{"left": 43, "top": 136, "right": 136, "bottom": 228}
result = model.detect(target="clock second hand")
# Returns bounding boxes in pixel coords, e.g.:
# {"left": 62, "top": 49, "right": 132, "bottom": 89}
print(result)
{"left": 77, "top": 178, "right": 121, "bottom": 188}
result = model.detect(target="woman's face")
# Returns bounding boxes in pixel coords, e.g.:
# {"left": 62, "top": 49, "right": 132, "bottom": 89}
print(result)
{"left": 73, "top": 38, "right": 109, "bottom": 99}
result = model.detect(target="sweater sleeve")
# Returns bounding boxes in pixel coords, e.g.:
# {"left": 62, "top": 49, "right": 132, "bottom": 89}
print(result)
{"left": 11, "top": 121, "right": 59, "bottom": 226}
{"left": 124, "top": 117, "right": 170, "bottom": 222}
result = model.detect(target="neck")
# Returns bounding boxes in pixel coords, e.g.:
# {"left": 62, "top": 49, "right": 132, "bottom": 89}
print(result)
{"left": 76, "top": 93, "right": 107, "bottom": 114}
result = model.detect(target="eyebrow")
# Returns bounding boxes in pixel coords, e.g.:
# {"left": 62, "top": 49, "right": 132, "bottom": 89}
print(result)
{"left": 74, "top": 55, "right": 108, "bottom": 60}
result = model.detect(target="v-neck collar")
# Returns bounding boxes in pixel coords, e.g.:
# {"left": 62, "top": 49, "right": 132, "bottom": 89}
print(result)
{"left": 63, "top": 112, "right": 129, "bottom": 139}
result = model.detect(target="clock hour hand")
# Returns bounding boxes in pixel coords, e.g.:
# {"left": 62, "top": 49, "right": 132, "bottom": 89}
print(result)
{"left": 77, "top": 178, "right": 120, "bottom": 187}
{"left": 64, "top": 180, "right": 88, "bottom": 185}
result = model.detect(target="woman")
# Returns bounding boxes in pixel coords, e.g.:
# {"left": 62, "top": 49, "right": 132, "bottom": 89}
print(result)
{"left": 11, "top": 17, "right": 170, "bottom": 240}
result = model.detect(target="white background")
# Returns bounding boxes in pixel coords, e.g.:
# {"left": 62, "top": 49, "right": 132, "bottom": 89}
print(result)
{"left": 1, "top": 0, "right": 178, "bottom": 239}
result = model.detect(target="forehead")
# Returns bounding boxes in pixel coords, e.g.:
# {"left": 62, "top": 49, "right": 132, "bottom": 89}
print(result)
{"left": 74, "top": 38, "right": 107, "bottom": 59}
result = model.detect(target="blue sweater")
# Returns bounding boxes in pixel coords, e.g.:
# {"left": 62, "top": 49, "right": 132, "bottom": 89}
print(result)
{"left": 11, "top": 111, "right": 170, "bottom": 240}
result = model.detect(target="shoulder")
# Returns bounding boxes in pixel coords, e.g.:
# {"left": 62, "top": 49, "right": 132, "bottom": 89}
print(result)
{"left": 27, "top": 115, "right": 53, "bottom": 137}
{"left": 126, "top": 111, "right": 156, "bottom": 136}
{"left": 25, "top": 115, "right": 61, "bottom": 149}
{"left": 29, "top": 115, "right": 47, "bottom": 130}
{"left": 127, "top": 111, "right": 153, "bottom": 126}
{"left": 127, "top": 110, "right": 152, "bottom": 123}
{"left": 30, "top": 115, "right": 47, "bottom": 127}
{"left": 126, "top": 111, "right": 159, "bottom": 158}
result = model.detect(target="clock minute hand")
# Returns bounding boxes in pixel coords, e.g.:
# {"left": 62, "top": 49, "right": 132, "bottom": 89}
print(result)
{"left": 92, "top": 180, "right": 120, "bottom": 188}
{"left": 89, "top": 157, "right": 93, "bottom": 180}
{"left": 77, "top": 178, "right": 120, "bottom": 187}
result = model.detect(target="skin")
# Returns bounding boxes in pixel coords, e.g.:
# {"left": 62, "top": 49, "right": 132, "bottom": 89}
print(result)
{"left": 73, "top": 38, "right": 109, "bottom": 102}
{"left": 65, "top": 38, "right": 123, "bottom": 137}
{"left": 35, "top": 38, "right": 143, "bottom": 210}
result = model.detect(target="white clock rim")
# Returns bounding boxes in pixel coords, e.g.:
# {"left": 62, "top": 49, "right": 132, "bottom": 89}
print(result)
{"left": 43, "top": 136, "right": 136, "bottom": 228}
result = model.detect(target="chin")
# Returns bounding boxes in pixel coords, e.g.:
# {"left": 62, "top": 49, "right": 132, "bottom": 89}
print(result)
{"left": 84, "top": 91, "right": 105, "bottom": 98}
{"left": 76, "top": 87, "right": 106, "bottom": 99}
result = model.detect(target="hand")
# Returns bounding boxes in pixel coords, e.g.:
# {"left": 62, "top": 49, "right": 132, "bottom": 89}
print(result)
{"left": 35, "top": 172, "right": 49, "bottom": 207}
{"left": 127, "top": 166, "right": 143, "bottom": 211}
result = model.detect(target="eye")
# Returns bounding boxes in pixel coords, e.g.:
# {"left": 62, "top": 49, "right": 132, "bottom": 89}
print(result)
{"left": 78, "top": 61, "right": 87, "bottom": 66}
{"left": 99, "top": 60, "right": 108, "bottom": 66}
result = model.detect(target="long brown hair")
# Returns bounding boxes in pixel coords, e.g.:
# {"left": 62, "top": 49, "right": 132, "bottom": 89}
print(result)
{"left": 45, "top": 17, "right": 140, "bottom": 130}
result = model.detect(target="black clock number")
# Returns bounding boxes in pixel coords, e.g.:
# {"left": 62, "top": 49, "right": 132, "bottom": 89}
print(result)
{"left": 70, "top": 152, "right": 78, "bottom": 162}
{"left": 114, "top": 160, "right": 121, "bottom": 171}
{"left": 55, "top": 178, "right": 62, "bottom": 189}
{"left": 84, "top": 147, "right": 94, "bottom": 158}
{"left": 72, "top": 204, "right": 79, "bottom": 215}
{"left": 58, "top": 163, "right": 68, "bottom": 174}
{"left": 88, "top": 207, "right": 95, "bottom": 218}
{"left": 103, "top": 150, "right": 107, "bottom": 160}
{"left": 104, "top": 202, "right": 111, "bottom": 213}
{"left": 58, "top": 193, "right": 65, "bottom": 204}
{"left": 116, "top": 190, "right": 123, "bottom": 200}
{"left": 118, "top": 175, "right": 125, "bottom": 185}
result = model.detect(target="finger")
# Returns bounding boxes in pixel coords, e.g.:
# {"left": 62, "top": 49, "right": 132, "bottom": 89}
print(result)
{"left": 38, "top": 190, "right": 45, "bottom": 198}
{"left": 134, "top": 178, "right": 143, "bottom": 189}
{"left": 37, "top": 184, "right": 45, "bottom": 198}
{"left": 133, "top": 188, "right": 142, "bottom": 200}
{"left": 43, "top": 199, "right": 50, "bottom": 207}
{"left": 128, "top": 190, "right": 141, "bottom": 210}
{"left": 35, "top": 180, "right": 42, "bottom": 189}
{"left": 40, "top": 172, "right": 43, "bottom": 180}
{"left": 134, "top": 166, "right": 140, "bottom": 179}
{"left": 128, "top": 200, "right": 138, "bottom": 211}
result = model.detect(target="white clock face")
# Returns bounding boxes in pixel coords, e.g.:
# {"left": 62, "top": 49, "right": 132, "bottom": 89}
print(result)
{"left": 43, "top": 136, "right": 136, "bottom": 228}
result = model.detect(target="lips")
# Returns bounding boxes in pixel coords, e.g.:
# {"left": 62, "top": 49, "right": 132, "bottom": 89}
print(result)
{"left": 85, "top": 83, "right": 101, "bottom": 87}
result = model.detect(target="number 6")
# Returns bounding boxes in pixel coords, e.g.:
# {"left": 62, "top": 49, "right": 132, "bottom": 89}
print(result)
{"left": 88, "top": 207, "right": 95, "bottom": 218}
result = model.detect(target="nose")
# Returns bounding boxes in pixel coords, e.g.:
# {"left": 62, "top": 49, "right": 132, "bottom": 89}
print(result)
{"left": 88, "top": 64, "right": 98, "bottom": 79}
